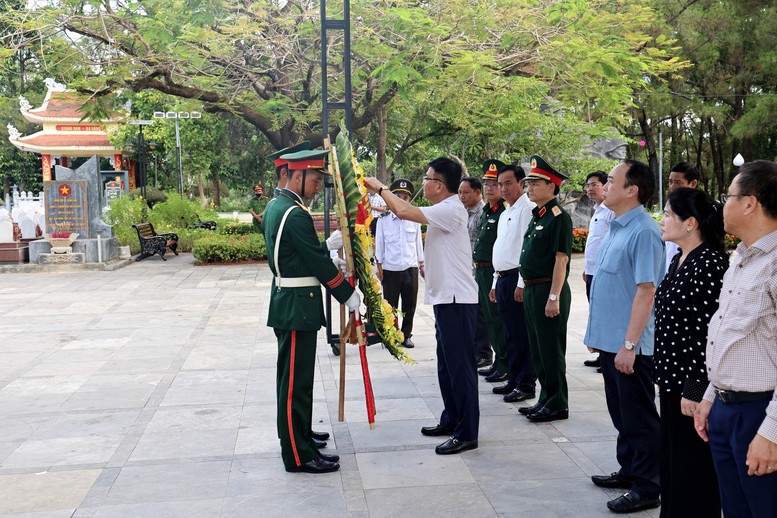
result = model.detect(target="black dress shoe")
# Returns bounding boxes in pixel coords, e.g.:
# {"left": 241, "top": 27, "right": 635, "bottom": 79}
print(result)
{"left": 519, "top": 402, "right": 544, "bottom": 415}
{"left": 435, "top": 437, "right": 478, "bottom": 455}
{"left": 485, "top": 371, "right": 508, "bottom": 383}
{"left": 313, "top": 437, "right": 327, "bottom": 449}
{"left": 403, "top": 338, "right": 415, "bottom": 349}
{"left": 503, "top": 389, "right": 536, "bottom": 403}
{"left": 527, "top": 407, "right": 569, "bottom": 422}
{"left": 421, "top": 424, "right": 454, "bottom": 437}
{"left": 478, "top": 366, "right": 497, "bottom": 377}
{"left": 492, "top": 383, "right": 516, "bottom": 395}
{"left": 476, "top": 356, "right": 493, "bottom": 368}
{"left": 591, "top": 472, "right": 634, "bottom": 489}
{"left": 583, "top": 357, "right": 601, "bottom": 367}
{"left": 606, "top": 491, "right": 660, "bottom": 513}
{"left": 318, "top": 451, "right": 340, "bottom": 463}
{"left": 285, "top": 456, "right": 340, "bottom": 473}
{"left": 311, "top": 430, "right": 330, "bottom": 440}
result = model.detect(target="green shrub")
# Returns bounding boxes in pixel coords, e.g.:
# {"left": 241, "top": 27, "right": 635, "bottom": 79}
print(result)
{"left": 104, "top": 194, "right": 151, "bottom": 254}
{"left": 149, "top": 193, "right": 218, "bottom": 231}
{"left": 221, "top": 222, "right": 256, "bottom": 235}
{"left": 174, "top": 228, "right": 213, "bottom": 252}
{"left": 572, "top": 228, "right": 588, "bottom": 253}
{"left": 129, "top": 187, "right": 168, "bottom": 207}
{"left": 217, "top": 191, "right": 252, "bottom": 212}
{"left": 192, "top": 233, "right": 267, "bottom": 263}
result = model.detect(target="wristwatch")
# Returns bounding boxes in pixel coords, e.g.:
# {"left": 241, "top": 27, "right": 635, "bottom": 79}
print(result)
{"left": 623, "top": 340, "right": 636, "bottom": 351}
{"left": 548, "top": 293, "right": 558, "bottom": 302}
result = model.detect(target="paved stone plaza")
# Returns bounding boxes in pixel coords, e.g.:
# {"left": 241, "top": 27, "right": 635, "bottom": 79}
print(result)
{"left": 0, "top": 255, "right": 659, "bottom": 517}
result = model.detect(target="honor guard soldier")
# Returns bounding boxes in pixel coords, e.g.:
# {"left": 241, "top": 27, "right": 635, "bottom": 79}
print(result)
{"left": 263, "top": 148, "right": 359, "bottom": 473}
{"left": 258, "top": 142, "right": 312, "bottom": 226}
{"left": 519, "top": 155, "right": 573, "bottom": 422}
{"left": 473, "top": 160, "right": 510, "bottom": 381}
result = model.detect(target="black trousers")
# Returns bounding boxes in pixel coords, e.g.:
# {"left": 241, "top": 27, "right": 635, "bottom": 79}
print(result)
{"left": 495, "top": 272, "right": 536, "bottom": 393}
{"left": 474, "top": 304, "right": 491, "bottom": 360}
{"left": 381, "top": 267, "right": 419, "bottom": 339}
{"left": 659, "top": 389, "right": 720, "bottom": 518}
{"left": 434, "top": 302, "right": 479, "bottom": 441}
{"left": 600, "top": 352, "right": 661, "bottom": 498}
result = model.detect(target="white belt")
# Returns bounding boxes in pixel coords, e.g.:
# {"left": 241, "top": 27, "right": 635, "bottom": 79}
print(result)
{"left": 276, "top": 276, "right": 319, "bottom": 288}
{"left": 273, "top": 204, "right": 320, "bottom": 290}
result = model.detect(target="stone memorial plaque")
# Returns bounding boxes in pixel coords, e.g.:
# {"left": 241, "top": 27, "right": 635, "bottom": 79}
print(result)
{"left": 44, "top": 180, "right": 88, "bottom": 235}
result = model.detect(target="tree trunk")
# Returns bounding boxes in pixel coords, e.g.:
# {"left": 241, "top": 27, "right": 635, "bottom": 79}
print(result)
{"left": 197, "top": 170, "right": 208, "bottom": 208}
{"left": 376, "top": 104, "right": 388, "bottom": 183}
{"left": 637, "top": 108, "right": 659, "bottom": 205}
{"left": 212, "top": 173, "right": 221, "bottom": 207}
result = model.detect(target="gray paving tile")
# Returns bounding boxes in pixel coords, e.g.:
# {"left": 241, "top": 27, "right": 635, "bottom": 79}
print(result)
{"left": 0, "top": 469, "right": 101, "bottom": 514}
{"left": 365, "top": 484, "right": 497, "bottom": 518}
{"left": 357, "top": 450, "right": 475, "bottom": 490}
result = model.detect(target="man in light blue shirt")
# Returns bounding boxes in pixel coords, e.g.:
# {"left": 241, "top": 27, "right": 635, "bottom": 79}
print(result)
{"left": 584, "top": 160, "right": 665, "bottom": 514}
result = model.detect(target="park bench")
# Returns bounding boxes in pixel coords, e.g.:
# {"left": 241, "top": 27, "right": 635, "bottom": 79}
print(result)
{"left": 132, "top": 222, "right": 179, "bottom": 261}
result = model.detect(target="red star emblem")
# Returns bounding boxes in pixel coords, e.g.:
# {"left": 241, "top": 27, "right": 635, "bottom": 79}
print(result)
{"left": 58, "top": 184, "right": 71, "bottom": 197}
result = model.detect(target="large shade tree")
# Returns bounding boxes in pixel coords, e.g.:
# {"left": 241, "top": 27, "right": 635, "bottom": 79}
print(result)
{"left": 3, "top": 0, "right": 687, "bottom": 187}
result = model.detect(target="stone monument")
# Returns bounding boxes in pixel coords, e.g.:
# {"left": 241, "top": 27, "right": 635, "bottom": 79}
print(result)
{"left": 29, "top": 156, "right": 119, "bottom": 264}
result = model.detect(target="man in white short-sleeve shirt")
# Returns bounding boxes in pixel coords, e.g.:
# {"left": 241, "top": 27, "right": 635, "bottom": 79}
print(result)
{"left": 365, "top": 158, "right": 479, "bottom": 456}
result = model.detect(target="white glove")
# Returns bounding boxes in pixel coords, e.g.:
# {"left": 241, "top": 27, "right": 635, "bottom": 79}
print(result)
{"left": 331, "top": 256, "right": 348, "bottom": 274}
{"left": 326, "top": 230, "right": 343, "bottom": 251}
{"left": 345, "top": 291, "right": 360, "bottom": 311}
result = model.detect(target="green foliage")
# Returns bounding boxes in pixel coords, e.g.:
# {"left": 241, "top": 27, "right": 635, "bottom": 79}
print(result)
{"left": 129, "top": 187, "right": 168, "bottom": 207}
{"left": 725, "top": 233, "right": 741, "bottom": 250}
{"left": 172, "top": 228, "right": 213, "bottom": 253}
{"left": 148, "top": 193, "right": 217, "bottom": 231}
{"left": 221, "top": 222, "right": 256, "bottom": 235}
{"left": 217, "top": 191, "right": 252, "bottom": 212}
{"left": 192, "top": 234, "right": 266, "bottom": 263}
{"left": 103, "top": 194, "right": 150, "bottom": 253}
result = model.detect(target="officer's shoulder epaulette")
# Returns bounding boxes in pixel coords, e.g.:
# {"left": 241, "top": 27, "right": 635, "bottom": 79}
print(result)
{"left": 551, "top": 206, "right": 562, "bottom": 217}
{"left": 501, "top": 200, "right": 508, "bottom": 209}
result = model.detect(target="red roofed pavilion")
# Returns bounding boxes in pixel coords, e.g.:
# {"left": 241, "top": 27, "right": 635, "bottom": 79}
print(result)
{"left": 7, "top": 79, "right": 135, "bottom": 187}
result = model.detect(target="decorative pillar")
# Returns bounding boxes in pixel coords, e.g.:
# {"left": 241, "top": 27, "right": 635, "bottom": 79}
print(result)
{"left": 60, "top": 156, "right": 68, "bottom": 168}
{"left": 114, "top": 153, "right": 123, "bottom": 171}
{"left": 42, "top": 154, "right": 52, "bottom": 181}
{"left": 128, "top": 161, "right": 137, "bottom": 190}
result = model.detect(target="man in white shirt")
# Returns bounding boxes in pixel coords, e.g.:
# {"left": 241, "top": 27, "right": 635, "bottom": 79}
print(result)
{"left": 369, "top": 191, "right": 387, "bottom": 236}
{"left": 375, "top": 179, "right": 424, "bottom": 349}
{"left": 489, "top": 164, "right": 537, "bottom": 403}
{"left": 582, "top": 170, "right": 614, "bottom": 370}
{"left": 365, "top": 157, "right": 480, "bottom": 455}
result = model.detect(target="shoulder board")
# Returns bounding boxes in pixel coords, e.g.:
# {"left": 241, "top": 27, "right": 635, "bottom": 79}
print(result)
{"left": 294, "top": 200, "right": 310, "bottom": 213}
{"left": 501, "top": 201, "right": 508, "bottom": 209}
{"left": 551, "top": 206, "right": 562, "bottom": 217}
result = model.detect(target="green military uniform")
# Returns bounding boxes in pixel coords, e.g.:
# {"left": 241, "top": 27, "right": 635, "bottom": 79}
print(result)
{"left": 473, "top": 199, "right": 509, "bottom": 374}
{"left": 262, "top": 187, "right": 354, "bottom": 470}
{"left": 248, "top": 195, "right": 268, "bottom": 231}
{"left": 519, "top": 158, "right": 572, "bottom": 413}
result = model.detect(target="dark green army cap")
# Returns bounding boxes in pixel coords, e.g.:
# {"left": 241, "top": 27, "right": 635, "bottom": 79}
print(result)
{"left": 268, "top": 141, "right": 311, "bottom": 167}
{"left": 528, "top": 155, "right": 568, "bottom": 187}
{"left": 482, "top": 159, "right": 505, "bottom": 181}
{"left": 281, "top": 149, "right": 330, "bottom": 173}
{"left": 389, "top": 178, "right": 414, "bottom": 196}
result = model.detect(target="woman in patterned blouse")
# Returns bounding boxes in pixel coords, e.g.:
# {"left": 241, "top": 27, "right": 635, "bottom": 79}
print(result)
{"left": 654, "top": 188, "right": 728, "bottom": 517}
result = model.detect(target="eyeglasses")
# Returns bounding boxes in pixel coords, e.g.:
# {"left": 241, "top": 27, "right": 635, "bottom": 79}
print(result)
{"left": 584, "top": 182, "right": 602, "bottom": 189}
{"left": 423, "top": 177, "right": 443, "bottom": 184}
{"left": 721, "top": 193, "right": 749, "bottom": 203}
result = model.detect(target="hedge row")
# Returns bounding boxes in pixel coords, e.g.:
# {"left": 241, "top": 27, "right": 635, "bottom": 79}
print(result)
{"left": 192, "top": 234, "right": 267, "bottom": 263}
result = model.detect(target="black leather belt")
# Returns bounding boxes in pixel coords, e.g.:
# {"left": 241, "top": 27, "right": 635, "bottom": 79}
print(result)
{"left": 714, "top": 387, "right": 773, "bottom": 404}
{"left": 474, "top": 261, "right": 493, "bottom": 269}
{"left": 496, "top": 267, "right": 520, "bottom": 277}
{"left": 524, "top": 277, "right": 551, "bottom": 286}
